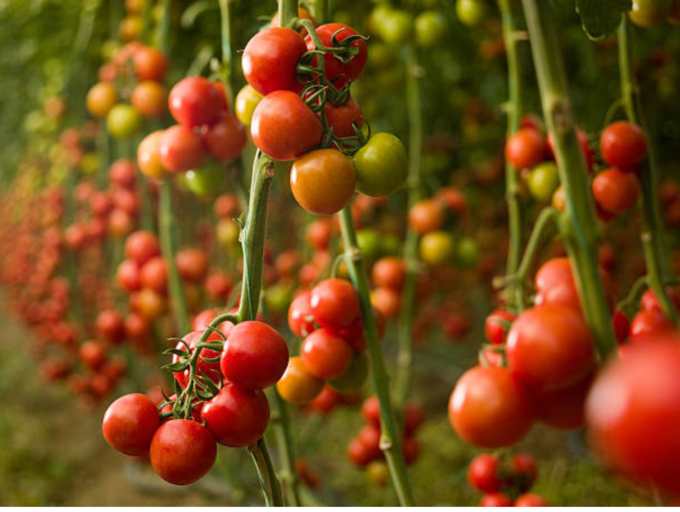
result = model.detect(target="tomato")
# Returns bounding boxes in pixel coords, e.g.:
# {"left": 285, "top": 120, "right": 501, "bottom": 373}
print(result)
{"left": 133, "top": 46, "right": 169, "bottom": 81}
{"left": 301, "top": 328, "right": 353, "bottom": 380}
{"left": 370, "top": 286, "right": 401, "bottom": 318}
{"left": 125, "top": 313, "right": 151, "bottom": 343}
{"left": 448, "top": 366, "right": 534, "bottom": 448}
{"left": 527, "top": 162, "right": 560, "bottom": 202}
{"left": 86, "top": 82, "right": 118, "bottom": 118}
{"left": 372, "top": 257, "right": 405, "bottom": 290}
{"left": 80, "top": 340, "right": 107, "bottom": 370}
{"left": 640, "top": 287, "right": 680, "bottom": 313}
{"left": 467, "top": 454, "right": 502, "bottom": 493}
{"left": 505, "top": 128, "right": 545, "bottom": 170}
{"left": 108, "top": 209, "right": 135, "bottom": 237}
{"left": 586, "top": 338, "right": 680, "bottom": 495}
{"left": 356, "top": 228, "right": 383, "bottom": 262}
{"left": 361, "top": 395, "right": 381, "bottom": 427}
{"left": 125, "top": 0, "right": 145, "bottom": 14}
{"left": 140, "top": 256, "right": 168, "bottom": 294}
{"left": 110, "top": 159, "right": 136, "bottom": 188}
{"left": 159, "top": 125, "right": 205, "bottom": 173}
{"left": 515, "top": 493, "right": 547, "bottom": 507}
{"left": 96, "top": 309, "right": 125, "bottom": 344}
{"left": 310, "top": 278, "right": 360, "bottom": 330}
{"left": 117, "top": 259, "right": 142, "bottom": 291}
{"left": 534, "top": 257, "right": 572, "bottom": 291}
{"left": 484, "top": 309, "right": 515, "bottom": 345}
{"left": 629, "top": 309, "right": 674, "bottom": 343}
{"left": 131, "top": 81, "right": 167, "bottom": 118}
{"left": 202, "top": 382, "right": 269, "bottom": 447}
{"left": 613, "top": 309, "right": 630, "bottom": 344}
{"left": 436, "top": 186, "right": 468, "bottom": 215}
{"left": 329, "top": 351, "right": 369, "bottom": 392}
{"left": 377, "top": 9, "right": 412, "bottom": 45}
{"left": 455, "top": 236, "right": 480, "bottom": 269}
{"left": 531, "top": 372, "right": 592, "bottom": 430}
{"left": 137, "top": 130, "right": 166, "bottom": 178}
{"left": 291, "top": 149, "right": 356, "bottom": 215}
{"left": 125, "top": 230, "right": 161, "bottom": 265}
{"left": 592, "top": 168, "right": 640, "bottom": 215}
{"left": 175, "top": 248, "right": 208, "bottom": 283}
{"left": 551, "top": 184, "right": 566, "bottom": 212}
{"left": 357, "top": 424, "right": 382, "bottom": 461}
{"left": 408, "top": 199, "right": 444, "bottom": 235}
{"left": 132, "top": 288, "right": 167, "bottom": 321}
{"left": 353, "top": 133, "right": 408, "bottom": 197}
{"left": 534, "top": 277, "right": 582, "bottom": 312}
{"left": 480, "top": 493, "right": 513, "bottom": 507}
{"left": 149, "top": 419, "right": 216, "bottom": 485}
{"left": 628, "top": 0, "right": 673, "bottom": 27}
{"left": 547, "top": 127, "right": 593, "bottom": 171}
{"left": 201, "top": 112, "right": 246, "bottom": 162}
{"left": 305, "top": 24, "right": 368, "bottom": 88}
{"left": 171, "top": 330, "right": 224, "bottom": 388}
{"left": 288, "top": 291, "right": 317, "bottom": 338}
{"left": 106, "top": 104, "right": 142, "bottom": 139}
{"left": 242, "top": 27, "right": 306, "bottom": 95}
{"left": 251, "top": 91, "right": 323, "bottom": 161}
{"left": 419, "top": 231, "right": 455, "bottom": 266}
{"left": 348, "top": 437, "right": 373, "bottom": 467}
{"left": 234, "top": 85, "right": 263, "bottom": 126}
{"left": 119, "top": 16, "right": 142, "bottom": 41}
{"left": 415, "top": 11, "right": 447, "bottom": 48}
{"left": 185, "top": 161, "right": 226, "bottom": 196}
{"left": 366, "top": 460, "right": 389, "bottom": 487}
{"left": 306, "top": 219, "right": 333, "bottom": 250}
{"left": 325, "top": 98, "right": 363, "bottom": 138}
{"left": 277, "top": 356, "right": 325, "bottom": 404}
{"left": 103, "top": 393, "right": 159, "bottom": 456}
{"left": 169, "top": 77, "right": 222, "bottom": 128}
{"left": 456, "top": 0, "right": 488, "bottom": 27}
{"left": 507, "top": 305, "right": 595, "bottom": 391}
{"left": 220, "top": 321, "right": 289, "bottom": 390}
{"left": 600, "top": 121, "right": 647, "bottom": 167}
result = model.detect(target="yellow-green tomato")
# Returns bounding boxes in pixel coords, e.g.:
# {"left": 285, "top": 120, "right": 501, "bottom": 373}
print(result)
{"left": 455, "top": 236, "right": 480, "bottom": 269}
{"left": 629, "top": 0, "right": 673, "bottom": 27}
{"left": 106, "top": 104, "right": 142, "bottom": 139}
{"left": 265, "top": 283, "right": 293, "bottom": 316}
{"left": 366, "top": 461, "right": 389, "bottom": 487}
{"left": 354, "top": 133, "right": 408, "bottom": 197}
{"left": 456, "top": 0, "right": 488, "bottom": 27}
{"left": 357, "top": 228, "right": 383, "bottom": 263}
{"left": 377, "top": 9, "right": 413, "bottom": 46}
{"left": 185, "top": 161, "right": 226, "bottom": 197}
{"left": 235, "top": 84, "right": 263, "bottom": 127}
{"left": 329, "top": 351, "right": 369, "bottom": 393}
{"left": 420, "top": 231, "right": 455, "bottom": 266}
{"left": 527, "top": 161, "right": 560, "bottom": 203}
{"left": 415, "top": 11, "right": 447, "bottom": 48}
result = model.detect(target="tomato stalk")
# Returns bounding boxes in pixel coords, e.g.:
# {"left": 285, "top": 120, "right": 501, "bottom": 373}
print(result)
{"left": 278, "top": 0, "right": 298, "bottom": 29}
{"left": 394, "top": 44, "right": 422, "bottom": 412}
{"left": 270, "top": 391, "right": 302, "bottom": 506}
{"left": 338, "top": 207, "right": 417, "bottom": 506}
{"left": 155, "top": 0, "right": 172, "bottom": 54}
{"left": 520, "top": 0, "right": 617, "bottom": 360}
{"left": 617, "top": 17, "right": 678, "bottom": 324}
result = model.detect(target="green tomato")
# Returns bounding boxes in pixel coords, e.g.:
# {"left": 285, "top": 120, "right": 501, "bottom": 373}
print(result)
{"left": 369, "top": 5, "right": 394, "bottom": 34}
{"left": 377, "top": 9, "right": 413, "bottom": 46}
{"left": 381, "top": 233, "right": 402, "bottom": 257}
{"left": 456, "top": 0, "right": 488, "bottom": 27}
{"left": 629, "top": 0, "right": 673, "bottom": 27}
{"left": 354, "top": 133, "right": 408, "bottom": 197}
{"left": 80, "top": 153, "right": 100, "bottom": 175}
{"left": 106, "top": 104, "right": 142, "bottom": 139}
{"left": 420, "top": 231, "right": 455, "bottom": 266}
{"left": 455, "top": 236, "right": 480, "bottom": 269}
{"left": 527, "top": 162, "right": 560, "bottom": 203}
{"left": 329, "top": 351, "right": 369, "bottom": 393}
{"left": 357, "top": 228, "right": 383, "bottom": 262}
{"left": 265, "top": 283, "right": 293, "bottom": 316}
{"left": 101, "top": 40, "right": 120, "bottom": 61}
{"left": 415, "top": 11, "right": 448, "bottom": 48}
{"left": 185, "top": 160, "right": 226, "bottom": 196}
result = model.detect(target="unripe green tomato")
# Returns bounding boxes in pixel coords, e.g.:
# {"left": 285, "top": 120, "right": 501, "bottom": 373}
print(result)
{"left": 80, "top": 153, "right": 100, "bottom": 175}
{"left": 217, "top": 219, "right": 240, "bottom": 247}
{"left": 185, "top": 160, "right": 226, "bottom": 196}
{"left": 527, "top": 161, "right": 560, "bottom": 203}
{"left": 354, "top": 133, "right": 408, "bottom": 197}
{"left": 366, "top": 461, "right": 389, "bottom": 487}
{"left": 629, "top": 0, "right": 673, "bottom": 27}
{"left": 106, "top": 104, "right": 142, "bottom": 139}
{"left": 456, "top": 0, "right": 488, "bottom": 27}
{"left": 357, "top": 228, "right": 383, "bottom": 262}
{"left": 420, "top": 231, "right": 455, "bottom": 266}
{"left": 381, "top": 233, "right": 402, "bottom": 257}
{"left": 265, "top": 283, "right": 293, "bottom": 316}
{"left": 454, "top": 236, "right": 480, "bottom": 269}
{"left": 329, "top": 351, "right": 369, "bottom": 392}
{"left": 101, "top": 40, "right": 120, "bottom": 61}
{"left": 377, "top": 9, "right": 413, "bottom": 46}
{"left": 369, "top": 5, "right": 393, "bottom": 34}
{"left": 235, "top": 85, "right": 263, "bottom": 127}
{"left": 415, "top": 11, "right": 447, "bottom": 48}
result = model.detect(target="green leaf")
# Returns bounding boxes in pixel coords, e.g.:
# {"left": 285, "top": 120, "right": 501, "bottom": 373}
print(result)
{"left": 575, "top": 0, "right": 631, "bottom": 40}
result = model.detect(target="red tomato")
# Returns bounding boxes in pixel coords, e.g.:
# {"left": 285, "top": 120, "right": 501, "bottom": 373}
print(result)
{"left": 149, "top": 419, "right": 216, "bottom": 485}
{"left": 133, "top": 46, "right": 169, "bottom": 81}
{"left": 592, "top": 168, "right": 640, "bottom": 215}
{"left": 220, "top": 321, "right": 289, "bottom": 390}
{"left": 356, "top": 424, "right": 383, "bottom": 461}
{"left": 140, "top": 256, "right": 168, "bottom": 294}
{"left": 276, "top": 356, "right": 325, "bottom": 405}
{"left": 310, "top": 278, "right": 361, "bottom": 330}
{"left": 172, "top": 330, "right": 224, "bottom": 388}
{"left": 131, "top": 81, "right": 167, "bottom": 119}
{"left": 372, "top": 257, "right": 406, "bottom": 291}
{"left": 103, "top": 393, "right": 159, "bottom": 456}
{"left": 408, "top": 199, "right": 444, "bottom": 235}
{"left": 467, "top": 454, "right": 502, "bottom": 493}
{"left": 79, "top": 340, "right": 106, "bottom": 370}
{"left": 484, "top": 309, "right": 515, "bottom": 345}
{"left": 547, "top": 127, "right": 593, "bottom": 170}
{"left": 305, "top": 23, "right": 368, "bottom": 89}
{"left": 612, "top": 309, "right": 630, "bottom": 344}
{"left": 505, "top": 128, "right": 545, "bottom": 170}
{"left": 159, "top": 124, "right": 205, "bottom": 173}
{"left": 534, "top": 257, "right": 572, "bottom": 291}
{"left": 288, "top": 290, "right": 317, "bottom": 338}
{"left": 640, "top": 287, "right": 680, "bottom": 313}
{"left": 510, "top": 454, "right": 538, "bottom": 492}
{"left": 507, "top": 305, "right": 595, "bottom": 391}
{"left": 361, "top": 395, "right": 381, "bottom": 427}
{"left": 325, "top": 98, "right": 364, "bottom": 138}
{"left": 629, "top": 309, "right": 674, "bottom": 343}
{"left": 202, "top": 382, "right": 270, "bottom": 447}
{"left": 96, "top": 309, "right": 126, "bottom": 345}
{"left": 515, "top": 493, "right": 547, "bottom": 507}
{"left": 137, "top": 130, "right": 166, "bottom": 178}
{"left": 301, "top": 328, "right": 353, "bottom": 380}
{"left": 109, "top": 159, "right": 136, "bottom": 189}
{"left": 448, "top": 366, "right": 534, "bottom": 448}
{"left": 201, "top": 112, "right": 247, "bottom": 162}
{"left": 175, "top": 248, "right": 208, "bottom": 283}
{"left": 480, "top": 493, "right": 513, "bottom": 507}
{"left": 600, "top": 121, "right": 647, "bottom": 168}
{"left": 169, "top": 76, "right": 222, "bottom": 127}
{"left": 251, "top": 91, "right": 323, "bottom": 161}
{"left": 242, "top": 27, "right": 306, "bottom": 95}
{"left": 531, "top": 372, "right": 592, "bottom": 430}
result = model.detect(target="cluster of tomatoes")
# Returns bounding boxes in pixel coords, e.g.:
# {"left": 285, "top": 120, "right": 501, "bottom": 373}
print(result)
{"left": 468, "top": 452, "right": 546, "bottom": 507}
{"left": 103, "top": 319, "right": 289, "bottom": 486}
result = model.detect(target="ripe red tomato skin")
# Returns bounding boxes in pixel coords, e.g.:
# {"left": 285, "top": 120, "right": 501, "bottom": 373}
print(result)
{"left": 530, "top": 372, "right": 592, "bottom": 430}
{"left": 149, "top": 419, "right": 217, "bottom": 486}
{"left": 102, "top": 393, "right": 160, "bottom": 456}
{"left": 159, "top": 125, "right": 205, "bottom": 173}
{"left": 484, "top": 309, "right": 515, "bottom": 345}
{"left": 251, "top": 91, "right": 323, "bottom": 162}
{"left": 600, "top": 121, "right": 648, "bottom": 168}
{"left": 169, "top": 77, "right": 222, "bottom": 128}
{"left": 305, "top": 23, "right": 368, "bottom": 88}
{"left": 310, "top": 278, "right": 361, "bottom": 330}
{"left": 125, "top": 231, "right": 161, "bottom": 265}
{"left": 242, "top": 27, "right": 306, "bottom": 95}
{"left": 325, "top": 98, "right": 364, "bottom": 138}
{"left": 505, "top": 128, "right": 545, "bottom": 170}
{"left": 361, "top": 395, "right": 381, "bottom": 427}
{"left": 220, "top": 321, "right": 289, "bottom": 390}
{"left": 592, "top": 168, "right": 640, "bottom": 215}
{"left": 301, "top": 328, "right": 353, "bottom": 380}
{"left": 201, "top": 112, "right": 247, "bottom": 162}
{"left": 480, "top": 493, "right": 513, "bottom": 507}
{"left": 288, "top": 291, "right": 317, "bottom": 338}
{"left": 467, "top": 454, "right": 503, "bottom": 493}
{"left": 202, "top": 383, "right": 270, "bottom": 447}
{"left": 172, "top": 330, "right": 224, "bottom": 388}
{"left": 629, "top": 309, "right": 674, "bottom": 343}
{"left": 515, "top": 493, "right": 548, "bottom": 507}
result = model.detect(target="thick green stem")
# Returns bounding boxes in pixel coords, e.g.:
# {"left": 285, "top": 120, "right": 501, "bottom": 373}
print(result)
{"left": 271, "top": 391, "right": 302, "bottom": 506}
{"left": 248, "top": 439, "right": 285, "bottom": 507}
{"left": 521, "top": 0, "right": 617, "bottom": 360}
{"left": 394, "top": 44, "right": 422, "bottom": 411}
{"left": 617, "top": 17, "right": 677, "bottom": 324}
{"left": 338, "top": 207, "right": 416, "bottom": 506}
{"left": 156, "top": 0, "right": 171, "bottom": 55}
{"left": 499, "top": 0, "right": 525, "bottom": 312}
{"left": 158, "top": 180, "right": 190, "bottom": 334}
{"left": 278, "top": 0, "right": 298, "bottom": 28}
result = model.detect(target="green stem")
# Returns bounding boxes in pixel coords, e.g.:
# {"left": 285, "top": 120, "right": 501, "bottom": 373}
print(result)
{"left": 278, "top": 0, "right": 298, "bottom": 28}
{"left": 394, "top": 44, "right": 422, "bottom": 412}
{"left": 271, "top": 391, "right": 302, "bottom": 506}
{"left": 521, "top": 0, "right": 617, "bottom": 360}
{"left": 247, "top": 438, "right": 285, "bottom": 507}
{"left": 499, "top": 0, "right": 525, "bottom": 311}
{"left": 515, "top": 207, "right": 560, "bottom": 283}
{"left": 338, "top": 207, "right": 416, "bottom": 506}
{"left": 617, "top": 17, "right": 677, "bottom": 324}
{"left": 218, "top": 0, "right": 237, "bottom": 102}
{"left": 158, "top": 180, "right": 190, "bottom": 334}
{"left": 156, "top": 0, "right": 171, "bottom": 55}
